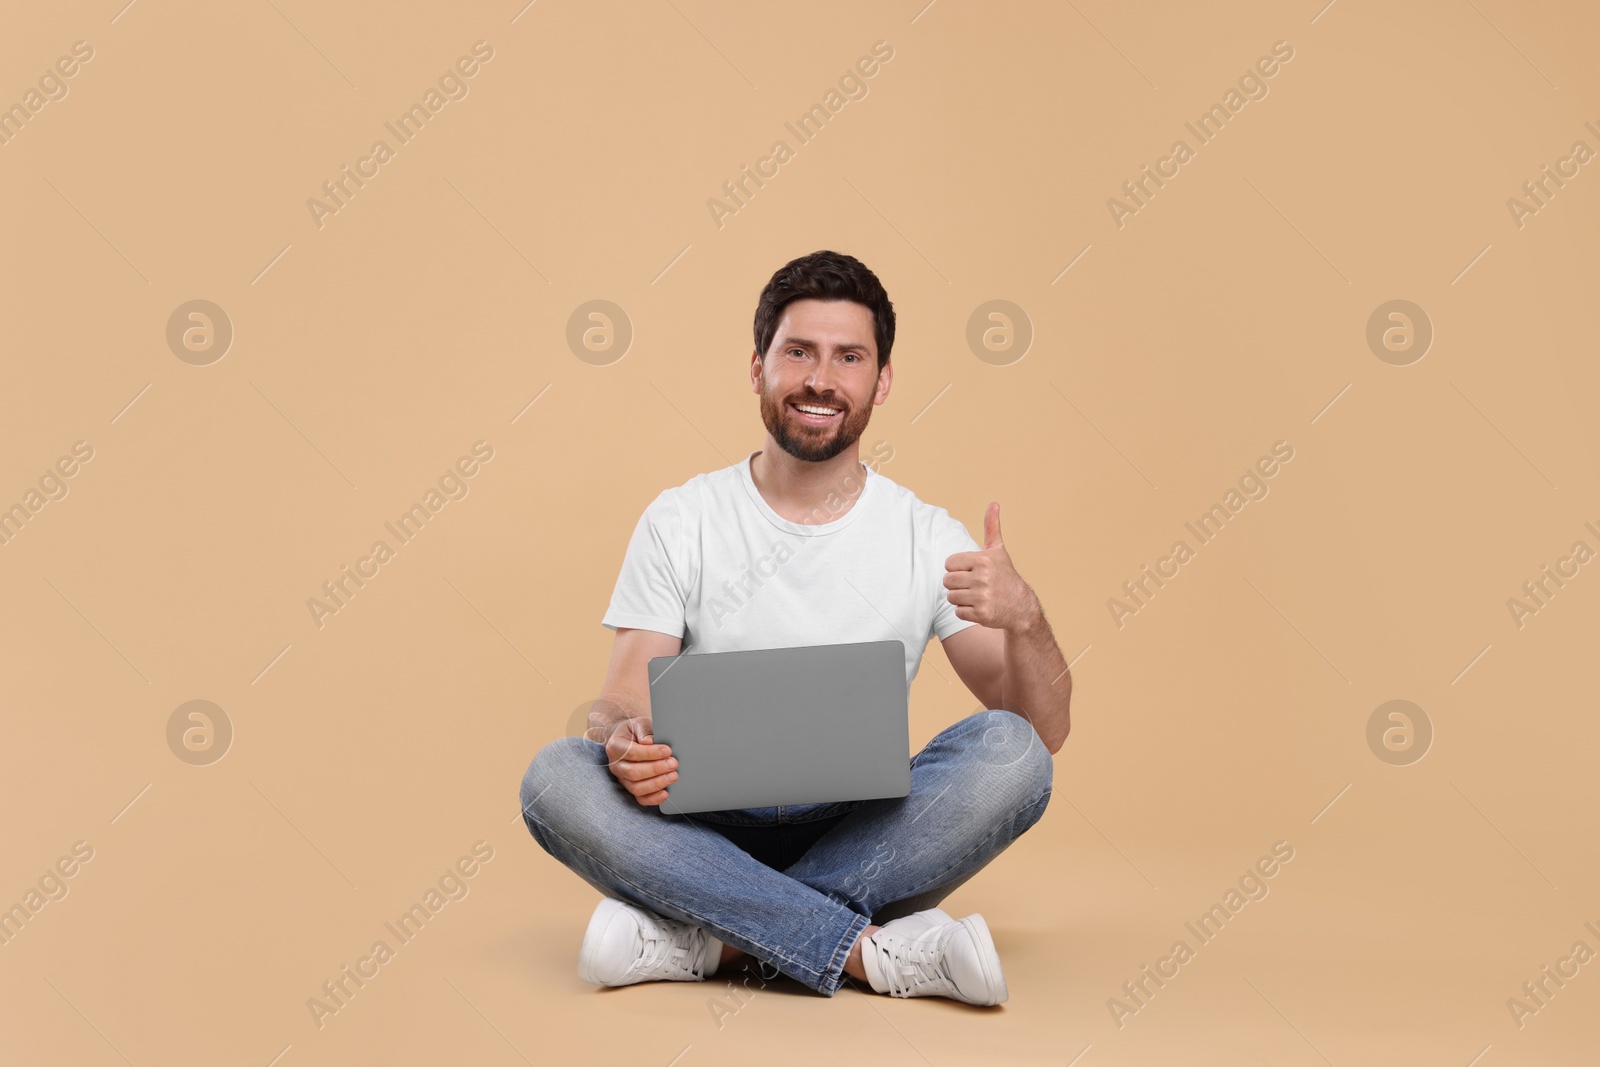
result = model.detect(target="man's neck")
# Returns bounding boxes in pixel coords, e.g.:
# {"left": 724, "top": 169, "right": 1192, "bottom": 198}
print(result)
{"left": 749, "top": 444, "right": 868, "bottom": 525}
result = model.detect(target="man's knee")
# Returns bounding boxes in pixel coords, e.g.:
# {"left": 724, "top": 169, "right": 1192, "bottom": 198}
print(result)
{"left": 518, "top": 735, "right": 601, "bottom": 839}
{"left": 967, "top": 709, "right": 1051, "bottom": 773}
{"left": 966, "top": 709, "right": 1053, "bottom": 822}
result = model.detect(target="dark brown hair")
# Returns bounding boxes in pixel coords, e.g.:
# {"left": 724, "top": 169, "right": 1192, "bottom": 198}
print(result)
{"left": 752, "top": 250, "right": 895, "bottom": 371}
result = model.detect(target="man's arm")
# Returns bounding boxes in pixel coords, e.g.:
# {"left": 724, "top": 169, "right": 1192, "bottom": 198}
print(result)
{"left": 588, "top": 627, "right": 686, "bottom": 807}
{"left": 942, "top": 613, "right": 1071, "bottom": 754}
{"left": 586, "top": 626, "right": 683, "bottom": 741}
{"left": 939, "top": 502, "right": 1071, "bottom": 755}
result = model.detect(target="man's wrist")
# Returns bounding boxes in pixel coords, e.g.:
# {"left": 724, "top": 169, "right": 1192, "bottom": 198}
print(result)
{"left": 582, "top": 721, "right": 612, "bottom": 743}
{"left": 1008, "top": 594, "right": 1047, "bottom": 636}
{"left": 585, "top": 697, "right": 636, "bottom": 742}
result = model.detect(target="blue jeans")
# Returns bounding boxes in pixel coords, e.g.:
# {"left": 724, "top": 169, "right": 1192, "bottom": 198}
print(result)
{"left": 517, "top": 709, "right": 1054, "bottom": 996}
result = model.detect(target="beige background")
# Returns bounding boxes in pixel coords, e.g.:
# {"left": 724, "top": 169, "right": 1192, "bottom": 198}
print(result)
{"left": 2, "top": 0, "right": 1597, "bottom": 1064}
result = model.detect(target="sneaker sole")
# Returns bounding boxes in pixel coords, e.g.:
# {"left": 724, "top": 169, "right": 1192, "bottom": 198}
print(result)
{"left": 957, "top": 913, "right": 1009, "bottom": 1005}
{"left": 577, "top": 897, "right": 632, "bottom": 986}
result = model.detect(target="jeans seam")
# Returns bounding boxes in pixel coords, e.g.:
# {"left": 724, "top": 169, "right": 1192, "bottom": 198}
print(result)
{"left": 684, "top": 812, "right": 777, "bottom": 827}
{"left": 786, "top": 802, "right": 862, "bottom": 825}
{"left": 525, "top": 809, "right": 848, "bottom": 991}
{"left": 1017, "top": 788, "right": 1051, "bottom": 835}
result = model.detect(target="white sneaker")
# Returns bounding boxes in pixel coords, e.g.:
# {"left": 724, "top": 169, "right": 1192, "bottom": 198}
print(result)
{"left": 860, "top": 908, "right": 1008, "bottom": 1005}
{"left": 577, "top": 897, "right": 723, "bottom": 987}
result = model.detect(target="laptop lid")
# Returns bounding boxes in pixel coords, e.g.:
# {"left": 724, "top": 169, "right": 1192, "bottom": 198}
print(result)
{"left": 647, "top": 639, "right": 911, "bottom": 815}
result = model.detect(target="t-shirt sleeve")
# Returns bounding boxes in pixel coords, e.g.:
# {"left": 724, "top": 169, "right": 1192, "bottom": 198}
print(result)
{"left": 930, "top": 508, "right": 984, "bottom": 641}
{"left": 601, "top": 491, "right": 688, "bottom": 637}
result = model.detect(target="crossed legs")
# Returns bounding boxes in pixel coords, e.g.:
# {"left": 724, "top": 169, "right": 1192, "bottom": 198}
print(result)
{"left": 519, "top": 709, "right": 1053, "bottom": 996}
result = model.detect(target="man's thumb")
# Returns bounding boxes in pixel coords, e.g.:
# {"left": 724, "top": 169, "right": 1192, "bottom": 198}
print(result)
{"left": 984, "top": 501, "right": 1003, "bottom": 549}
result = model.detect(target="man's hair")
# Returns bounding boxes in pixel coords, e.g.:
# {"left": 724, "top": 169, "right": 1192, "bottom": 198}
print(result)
{"left": 752, "top": 250, "right": 895, "bottom": 371}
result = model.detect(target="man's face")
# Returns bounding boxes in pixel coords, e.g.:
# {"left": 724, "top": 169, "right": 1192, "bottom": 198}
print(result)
{"left": 752, "top": 299, "right": 891, "bottom": 462}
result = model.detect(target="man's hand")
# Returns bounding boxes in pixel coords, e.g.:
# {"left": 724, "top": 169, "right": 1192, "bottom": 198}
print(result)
{"left": 943, "top": 502, "right": 1042, "bottom": 632}
{"left": 602, "top": 716, "right": 680, "bottom": 807}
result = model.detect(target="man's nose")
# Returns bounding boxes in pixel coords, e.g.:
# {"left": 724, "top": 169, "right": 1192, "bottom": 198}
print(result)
{"left": 806, "top": 359, "right": 834, "bottom": 393}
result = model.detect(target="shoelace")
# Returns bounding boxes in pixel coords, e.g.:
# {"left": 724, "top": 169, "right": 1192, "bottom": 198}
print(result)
{"left": 872, "top": 926, "right": 952, "bottom": 997}
{"left": 632, "top": 916, "right": 711, "bottom": 981}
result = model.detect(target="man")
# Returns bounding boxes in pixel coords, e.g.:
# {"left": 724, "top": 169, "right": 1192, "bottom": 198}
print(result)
{"left": 519, "top": 250, "right": 1071, "bottom": 1005}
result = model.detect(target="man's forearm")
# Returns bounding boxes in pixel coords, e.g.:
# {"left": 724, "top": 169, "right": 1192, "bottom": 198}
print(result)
{"left": 998, "top": 603, "right": 1072, "bottom": 754}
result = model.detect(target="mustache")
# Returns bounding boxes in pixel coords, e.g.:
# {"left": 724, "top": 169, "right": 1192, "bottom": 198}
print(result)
{"left": 787, "top": 392, "right": 845, "bottom": 409}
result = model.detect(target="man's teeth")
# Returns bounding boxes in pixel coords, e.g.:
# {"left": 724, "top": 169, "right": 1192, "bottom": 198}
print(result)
{"left": 794, "top": 404, "right": 840, "bottom": 416}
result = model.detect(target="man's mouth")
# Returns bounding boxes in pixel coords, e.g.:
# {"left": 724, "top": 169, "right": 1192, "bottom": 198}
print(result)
{"left": 789, "top": 400, "right": 843, "bottom": 426}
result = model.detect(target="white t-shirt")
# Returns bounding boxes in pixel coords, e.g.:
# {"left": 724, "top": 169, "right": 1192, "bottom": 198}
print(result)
{"left": 602, "top": 450, "right": 982, "bottom": 684}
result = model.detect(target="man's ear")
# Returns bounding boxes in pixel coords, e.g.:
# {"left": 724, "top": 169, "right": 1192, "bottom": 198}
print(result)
{"left": 750, "top": 349, "right": 763, "bottom": 394}
{"left": 874, "top": 360, "right": 893, "bottom": 405}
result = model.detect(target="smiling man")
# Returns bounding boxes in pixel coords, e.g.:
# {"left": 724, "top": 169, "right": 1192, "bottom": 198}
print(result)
{"left": 519, "top": 250, "right": 1072, "bottom": 1005}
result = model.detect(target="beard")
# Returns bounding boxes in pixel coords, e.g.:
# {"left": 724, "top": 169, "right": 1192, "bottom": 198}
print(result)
{"left": 758, "top": 379, "right": 875, "bottom": 463}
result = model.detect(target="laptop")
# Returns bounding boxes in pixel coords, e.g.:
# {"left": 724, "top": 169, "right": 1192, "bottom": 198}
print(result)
{"left": 647, "top": 639, "right": 912, "bottom": 815}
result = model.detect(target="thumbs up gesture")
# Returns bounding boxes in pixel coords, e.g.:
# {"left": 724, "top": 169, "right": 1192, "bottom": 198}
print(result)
{"left": 943, "top": 502, "right": 1041, "bottom": 632}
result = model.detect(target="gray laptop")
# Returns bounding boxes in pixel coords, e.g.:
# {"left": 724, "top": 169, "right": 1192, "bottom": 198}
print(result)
{"left": 647, "top": 639, "right": 911, "bottom": 815}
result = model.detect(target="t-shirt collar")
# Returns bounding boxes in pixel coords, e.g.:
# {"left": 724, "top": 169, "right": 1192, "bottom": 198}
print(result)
{"left": 738, "top": 450, "right": 877, "bottom": 536}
